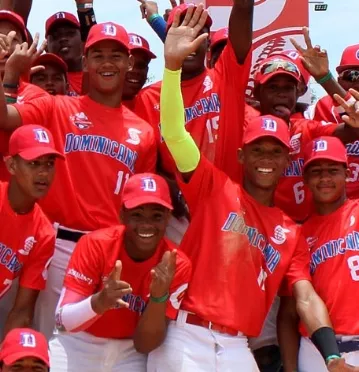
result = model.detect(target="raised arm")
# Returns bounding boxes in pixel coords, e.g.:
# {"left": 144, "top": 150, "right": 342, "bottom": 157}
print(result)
{"left": 229, "top": 0, "right": 254, "bottom": 64}
{"left": 161, "top": 5, "right": 208, "bottom": 181}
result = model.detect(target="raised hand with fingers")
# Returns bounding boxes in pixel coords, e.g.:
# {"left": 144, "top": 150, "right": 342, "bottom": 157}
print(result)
{"left": 0, "top": 31, "right": 16, "bottom": 60}
{"left": 164, "top": 3, "right": 209, "bottom": 71}
{"left": 334, "top": 88, "right": 359, "bottom": 128}
{"left": 92, "top": 260, "right": 132, "bottom": 314}
{"left": 290, "top": 27, "right": 329, "bottom": 81}
{"left": 137, "top": 0, "right": 159, "bottom": 21}
{"left": 5, "top": 32, "right": 47, "bottom": 80}
{"left": 150, "top": 250, "right": 177, "bottom": 299}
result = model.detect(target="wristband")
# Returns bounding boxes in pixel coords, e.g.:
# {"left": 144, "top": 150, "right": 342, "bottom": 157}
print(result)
{"left": 310, "top": 327, "right": 340, "bottom": 362}
{"left": 77, "top": 3, "right": 93, "bottom": 9}
{"left": 316, "top": 71, "right": 333, "bottom": 85}
{"left": 325, "top": 355, "right": 341, "bottom": 365}
{"left": 148, "top": 13, "right": 160, "bottom": 23}
{"left": 150, "top": 292, "right": 169, "bottom": 303}
{"left": 5, "top": 92, "right": 17, "bottom": 104}
{"left": 3, "top": 82, "right": 19, "bottom": 89}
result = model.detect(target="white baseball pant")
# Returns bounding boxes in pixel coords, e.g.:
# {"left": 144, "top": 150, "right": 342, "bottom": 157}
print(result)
{"left": 147, "top": 310, "right": 260, "bottom": 372}
{"left": 33, "top": 236, "right": 76, "bottom": 340}
{"left": 298, "top": 336, "right": 359, "bottom": 371}
{"left": 49, "top": 331, "right": 146, "bottom": 372}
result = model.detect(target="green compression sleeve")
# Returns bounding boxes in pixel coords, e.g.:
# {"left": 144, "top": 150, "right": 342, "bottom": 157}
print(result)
{"left": 160, "top": 68, "right": 200, "bottom": 173}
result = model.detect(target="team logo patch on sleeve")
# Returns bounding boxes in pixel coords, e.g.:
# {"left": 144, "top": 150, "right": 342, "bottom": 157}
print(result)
{"left": 271, "top": 225, "right": 290, "bottom": 245}
{"left": 170, "top": 284, "right": 188, "bottom": 310}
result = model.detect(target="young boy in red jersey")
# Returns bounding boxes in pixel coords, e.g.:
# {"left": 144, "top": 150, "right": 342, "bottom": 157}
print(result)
{"left": 0, "top": 124, "right": 63, "bottom": 337}
{"left": 151, "top": 6, "right": 359, "bottom": 372}
{"left": 49, "top": 173, "right": 191, "bottom": 371}
{"left": 0, "top": 22, "right": 157, "bottom": 340}
{"left": 279, "top": 137, "right": 359, "bottom": 371}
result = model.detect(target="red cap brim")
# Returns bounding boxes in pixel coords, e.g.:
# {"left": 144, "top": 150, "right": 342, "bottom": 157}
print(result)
{"left": 130, "top": 47, "right": 156, "bottom": 59}
{"left": 336, "top": 64, "right": 359, "bottom": 74}
{"left": 85, "top": 38, "right": 128, "bottom": 54}
{"left": 244, "top": 134, "right": 290, "bottom": 149}
{"left": 3, "top": 351, "right": 50, "bottom": 367}
{"left": 124, "top": 196, "right": 173, "bottom": 210}
{"left": 304, "top": 156, "right": 348, "bottom": 171}
{"left": 18, "top": 147, "right": 65, "bottom": 160}
{"left": 258, "top": 70, "right": 301, "bottom": 85}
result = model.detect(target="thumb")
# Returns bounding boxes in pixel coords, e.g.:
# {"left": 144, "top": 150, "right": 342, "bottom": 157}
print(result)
{"left": 109, "top": 260, "right": 122, "bottom": 281}
{"left": 30, "top": 65, "right": 45, "bottom": 75}
{"left": 189, "top": 33, "right": 208, "bottom": 55}
{"left": 6, "top": 30, "right": 16, "bottom": 45}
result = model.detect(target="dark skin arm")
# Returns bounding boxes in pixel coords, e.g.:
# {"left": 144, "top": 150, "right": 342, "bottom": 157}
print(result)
{"left": 229, "top": 0, "right": 254, "bottom": 64}
{"left": 133, "top": 251, "right": 177, "bottom": 353}
{"left": 14, "top": 0, "right": 32, "bottom": 25}
{"left": 3, "top": 286, "right": 39, "bottom": 338}
{"left": 277, "top": 296, "right": 300, "bottom": 372}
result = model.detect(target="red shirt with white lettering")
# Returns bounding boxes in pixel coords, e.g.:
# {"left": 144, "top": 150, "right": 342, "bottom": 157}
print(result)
{"left": 14, "top": 95, "right": 157, "bottom": 231}
{"left": 314, "top": 95, "right": 359, "bottom": 199}
{"left": 0, "top": 82, "right": 49, "bottom": 182}
{"left": 176, "top": 157, "right": 310, "bottom": 336}
{"left": 63, "top": 225, "right": 192, "bottom": 339}
{"left": 301, "top": 199, "right": 359, "bottom": 335}
{"left": 0, "top": 182, "right": 55, "bottom": 298}
{"left": 134, "top": 41, "right": 251, "bottom": 182}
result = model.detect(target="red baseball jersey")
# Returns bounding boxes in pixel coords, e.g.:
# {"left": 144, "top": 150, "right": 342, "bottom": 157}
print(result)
{"left": 63, "top": 225, "right": 192, "bottom": 339}
{"left": 314, "top": 95, "right": 359, "bottom": 199}
{"left": 14, "top": 95, "right": 157, "bottom": 231}
{"left": 134, "top": 40, "right": 251, "bottom": 182}
{"left": 176, "top": 157, "right": 310, "bottom": 336}
{"left": 67, "top": 71, "right": 83, "bottom": 96}
{"left": 301, "top": 199, "right": 359, "bottom": 335}
{"left": 0, "top": 82, "right": 49, "bottom": 182}
{"left": 0, "top": 182, "right": 55, "bottom": 298}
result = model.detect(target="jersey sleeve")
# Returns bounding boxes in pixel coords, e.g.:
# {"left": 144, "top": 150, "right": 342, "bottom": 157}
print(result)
{"left": 176, "top": 156, "right": 227, "bottom": 216}
{"left": 305, "top": 119, "right": 337, "bottom": 140}
{"left": 166, "top": 250, "right": 192, "bottom": 320}
{"left": 19, "top": 224, "right": 55, "bottom": 291}
{"left": 13, "top": 95, "right": 55, "bottom": 128}
{"left": 63, "top": 234, "right": 103, "bottom": 297}
{"left": 280, "top": 233, "right": 311, "bottom": 296}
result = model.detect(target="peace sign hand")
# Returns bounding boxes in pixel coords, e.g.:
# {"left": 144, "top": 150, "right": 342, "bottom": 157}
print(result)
{"left": 334, "top": 89, "right": 359, "bottom": 128}
{"left": 150, "top": 250, "right": 177, "bottom": 298}
{"left": 291, "top": 27, "right": 329, "bottom": 81}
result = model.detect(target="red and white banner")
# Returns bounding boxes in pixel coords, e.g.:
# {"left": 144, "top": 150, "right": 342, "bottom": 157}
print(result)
{"left": 190, "top": 0, "right": 309, "bottom": 98}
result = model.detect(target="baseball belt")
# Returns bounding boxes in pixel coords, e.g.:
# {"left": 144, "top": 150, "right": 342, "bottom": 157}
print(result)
{"left": 337, "top": 340, "right": 359, "bottom": 354}
{"left": 56, "top": 227, "right": 85, "bottom": 242}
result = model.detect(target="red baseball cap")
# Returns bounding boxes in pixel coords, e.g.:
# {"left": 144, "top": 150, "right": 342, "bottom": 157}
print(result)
{"left": 0, "top": 328, "right": 49, "bottom": 367}
{"left": 243, "top": 115, "right": 290, "bottom": 148}
{"left": 272, "top": 50, "right": 311, "bottom": 86}
{"left": 336, "top": 44, "right": 359, "bottom": 73}
{"left": 9, "top": 125, "right": 64, "bottom": 160}
{"left": 254, "top": 57, "right": 302, "bottom": 86}
{"left": 210, "top": 27, "right": 228, "bottom": 51}
{"left": 45, "top": 12, "right": 80, "bottom": 37}
{"left": 0, "top": 10, "right": 27, "bottom": 42}
{"left": 303, "top": 136, "right": 348, "bottom": 171}
{"left": 122, "top": 173, "right": 173, "bottom": 210}
{"left": 85, "top": 22, "right": 129, "bottom": 54}
{"left": 32, "top": 53, "right": 68, "bottom": 73}
{"left": 166, "top": 3, "right": 213, "bottom": 32}
{"left": 128, "top": 33, "right": 156, "bottom": 59}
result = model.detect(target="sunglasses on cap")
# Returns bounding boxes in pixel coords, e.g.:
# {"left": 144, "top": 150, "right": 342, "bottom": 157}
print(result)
{"left": 339, "top": 69, "right": 359, "bottom": 82}
{"left": 260, "top": 60, "right": 301, "bottom": 77}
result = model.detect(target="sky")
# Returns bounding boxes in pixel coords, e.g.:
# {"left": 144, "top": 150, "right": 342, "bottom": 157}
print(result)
{"left": 27, "top": 0, "right": 359, "bottom": 99}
